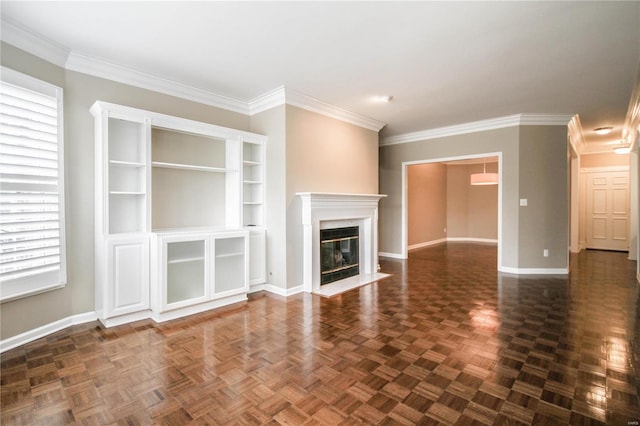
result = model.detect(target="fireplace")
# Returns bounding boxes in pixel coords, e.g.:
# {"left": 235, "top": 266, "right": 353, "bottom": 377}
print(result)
{"left": 298, "top": 192, "right": 387, "bottom": 294}
{"left": 320, "top": 226, "right": 359, "bottom": 284}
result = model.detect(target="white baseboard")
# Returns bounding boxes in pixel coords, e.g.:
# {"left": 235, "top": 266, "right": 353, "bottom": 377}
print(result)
{"left": 0, "top": 311, "right": 97, "bottom": 354}
{"left": 408, "top": 238, "right": 447, "bottom": 251}
{"left": 379, "top": 251, "right": 405, "bottom": 259}
{"left": 499, "top": 266, "right": 569, "bottom": 275}
{"left": 446, "top": 237, "right": 498, "bottom": 244}
{"left": 248, "top": 283, "right": 266, "bottom": 294}
{"left": 263, "top": 284, "right": 304, "bottom": 297}
{"left": 408, "top": 237, "right": 498, "bottom": 252}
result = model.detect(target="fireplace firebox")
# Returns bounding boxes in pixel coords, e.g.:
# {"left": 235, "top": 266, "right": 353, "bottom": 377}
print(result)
{"left": 320, "top": 226, "right": 359, "bottom": 285}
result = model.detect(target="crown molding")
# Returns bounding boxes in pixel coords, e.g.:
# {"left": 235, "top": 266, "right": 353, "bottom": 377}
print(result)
{"left": 284, "top": 88, "right": 386, "bottom": 132}
{"left": 248, "top": 86, "right": 286, "bottom": 115}
{"left": 66, "top": 51, "right": 250, "bottom": 115}
{"left": 0, "top": 17, "right": 69, "bottom": 68}
{"left": 622, "top": 62, "right": 640, "bottom": 150}
{"left": 250, "top": 86, "right": 386, "bottom": 132}
{"left": 381, "top": 113, "right": 574, "bottom": 146}
{"left": 568, "top": 114, "right": 587, "bottom": 155}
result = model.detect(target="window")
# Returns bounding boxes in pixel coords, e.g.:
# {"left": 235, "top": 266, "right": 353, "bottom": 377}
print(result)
{"left": 0, "top": 67, "right": 66, "bottom": 302}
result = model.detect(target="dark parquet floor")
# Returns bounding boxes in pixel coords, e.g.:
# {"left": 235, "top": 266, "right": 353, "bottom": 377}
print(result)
{"left": 1, "top": 244, "right": 639, "bottom": 425}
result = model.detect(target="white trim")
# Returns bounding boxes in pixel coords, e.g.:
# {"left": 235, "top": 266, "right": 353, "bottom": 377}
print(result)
{"left": 381, "top": 114, "right": 573, "bottom": 146}
{"left": 446, "top": 237, "right": 498, "bottom": 244}
{"left": 499, "top": 266, "right": 569, "bottom": 275}
{"left": 263, "top": 284, "right": 304, "bottom": 297}
{"left": 580, "top": 166, "right": 630, "bottom": 173}
{"left": 0, "top": 311, "right": 97, "bottom": 353}
{"left": 66, "top": 52, "right": 249, "bottom": 115}
{"left": 248, "top": 86, "right": 286, "bottom": 115}
{"left": 408, "top": 238, "right": 447, "bottom": 251}
{"left": 250, "top": 86, "right": 386, "bottom": 132}
{"left": 379, "top": 252, "right": 405, "bottom": 259}
{"left": 407, "top": 238, "right": 498, "bottom": 252}
{"left": 285, "top": 87, "right": 386, "bottom": 132}
{"left": 0, "top": 17, "right": 69, "bottom": 68}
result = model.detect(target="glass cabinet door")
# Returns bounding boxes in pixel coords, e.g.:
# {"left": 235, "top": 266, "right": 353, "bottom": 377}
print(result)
{"left": 214, "top": 236, "right": 247, "bottom": 295}
{"left": 163, "top": 237, "right": 209, "bottom": 309}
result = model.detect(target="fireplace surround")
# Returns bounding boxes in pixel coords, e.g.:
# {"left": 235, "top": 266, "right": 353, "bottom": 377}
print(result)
{"left": 298, "top": 192, "right": 387, "bottom": 294}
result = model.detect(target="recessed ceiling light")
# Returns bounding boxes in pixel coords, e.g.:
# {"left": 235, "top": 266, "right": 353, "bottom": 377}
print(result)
{"left": 373, "top": 95, "right": 392, "bottom": 103}
{"left": 594, "top": 126, "right": 613, "bottom": 135}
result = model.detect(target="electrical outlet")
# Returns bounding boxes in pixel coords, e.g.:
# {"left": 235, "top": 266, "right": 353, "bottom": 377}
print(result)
{"left": 543, "top": 249, "right": 549, "bottom": 257}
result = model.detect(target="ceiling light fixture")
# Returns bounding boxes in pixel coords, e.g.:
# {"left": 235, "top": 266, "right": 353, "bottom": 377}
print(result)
{"left": 594, "top": 126, "right": 613, "bottom": 135}
{"left": 613, "top": 142, "right": 631, "bottom": 154}
{"left": 373, "top": 95, "right": 392, "bottom": 103}
{"left": 470, "top": 161, "right": 498, "bottom": 185}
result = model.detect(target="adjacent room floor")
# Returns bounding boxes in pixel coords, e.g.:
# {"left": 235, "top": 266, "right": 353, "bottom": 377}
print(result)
{"left": 1, "top": 244, "right": 639, "bottom": 425}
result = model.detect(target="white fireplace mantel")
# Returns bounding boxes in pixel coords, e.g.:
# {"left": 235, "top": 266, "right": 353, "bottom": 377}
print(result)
{"left": 298, "top": 192, "right": 387, "bottom": 294}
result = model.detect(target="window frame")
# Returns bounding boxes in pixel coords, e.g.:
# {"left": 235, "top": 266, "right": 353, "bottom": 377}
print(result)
{"left": 0, "top": 67, "right": 66, "bottom": 302}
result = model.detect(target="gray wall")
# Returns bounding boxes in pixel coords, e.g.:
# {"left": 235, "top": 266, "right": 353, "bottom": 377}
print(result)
{"left": 518, "top": 125, "right": 569, "bottom": 268}
{"left": 1, "top": 43, "right": 250, "bottom": 339}
{"left": 379, "top": 125, "right": 570, "bottom": 271}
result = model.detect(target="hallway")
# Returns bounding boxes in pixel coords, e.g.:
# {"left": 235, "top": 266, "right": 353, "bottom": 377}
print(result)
{"left": 1, "top": 244, "right": 639, "bottom": 424}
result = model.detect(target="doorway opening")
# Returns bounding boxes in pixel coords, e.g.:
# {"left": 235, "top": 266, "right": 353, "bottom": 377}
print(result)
{"left": 401, "top": 152, "right": 503, "bottom": 270}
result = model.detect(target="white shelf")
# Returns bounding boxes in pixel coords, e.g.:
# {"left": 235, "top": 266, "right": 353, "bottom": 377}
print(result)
{"left": 152, "top": 161, "right": 232, "bottom": 173}
{"left": 215, "top": 252, "right": 244, "bottom": 259}
{"left": 243, "top": 201, "right": 262, "bottom": 205}
{"left": 168, "top": 256, "right": 205, "bottom": 264}
{"left": 243, "top": 160, "right": 261, "bottom": 167}
{"left": 110, "top": 160, "right": 146, "bottom": 167}
{"left": 243, "top": 180, "right": 262, "bottom": 184}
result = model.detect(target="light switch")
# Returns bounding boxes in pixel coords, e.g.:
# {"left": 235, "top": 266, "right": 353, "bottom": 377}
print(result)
{"left": 520, "top": 198, "right": 528, "bottom": 206}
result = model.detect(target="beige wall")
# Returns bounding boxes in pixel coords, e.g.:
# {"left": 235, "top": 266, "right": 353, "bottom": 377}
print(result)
{"left": 1, "top": 43, "right": 251, "bottom": 339}
{"left": 285, "top": 106, "right": 379, "bottom": 289}
{"left": 580, "top": 152, "right": 630, "bottom": 168}
{"left": 446, "top": 165, "right": 469, "bottom": 238}
{"left": 446, "top": 163, "right": 498, "bottom": 240}
{"left": 407, "top": 163, "right": 447, "bottom": 246}
{"left": 250, "top": 105, "right": 287, "bottom": 289}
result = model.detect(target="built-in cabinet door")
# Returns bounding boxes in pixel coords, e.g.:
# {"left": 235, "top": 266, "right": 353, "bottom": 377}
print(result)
{"left": 161, "top": 234, "right": 211, "bottom": 311}
{"left": 107, "top": 236, "right": 149, "bottom": 317}
{"left": 213, "top": 235, "right": 249, "bottom": 296}
{"left": 248, "top": 229, "right": 266, "bottom": 285}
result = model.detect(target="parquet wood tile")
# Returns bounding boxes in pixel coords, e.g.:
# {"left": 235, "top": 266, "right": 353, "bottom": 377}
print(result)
{"left": 2, "top": 244, "right": 640, "bottom": 425}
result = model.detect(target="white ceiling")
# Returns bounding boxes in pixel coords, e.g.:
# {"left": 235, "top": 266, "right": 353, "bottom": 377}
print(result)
{"left": 2, "top": 1, "right": 639, "bottom": 151}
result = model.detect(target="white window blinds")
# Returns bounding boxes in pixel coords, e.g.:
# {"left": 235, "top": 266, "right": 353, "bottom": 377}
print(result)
{"left": 0, "top": 67, "right": 66, "bottom": 302}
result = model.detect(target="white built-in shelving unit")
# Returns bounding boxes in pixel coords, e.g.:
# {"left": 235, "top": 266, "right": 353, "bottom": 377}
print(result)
{"left": 92, "top": 101, "right": 266, "bottom": 327}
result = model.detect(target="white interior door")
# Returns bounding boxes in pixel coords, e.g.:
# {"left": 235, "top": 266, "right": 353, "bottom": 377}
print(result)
{"left": 586, "top": 171, "right": 629, "bottom": 251}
